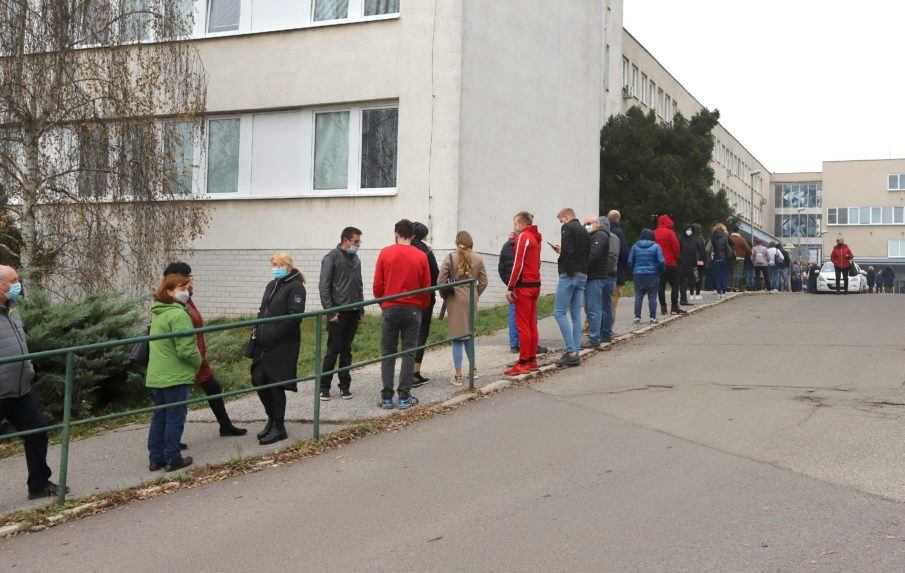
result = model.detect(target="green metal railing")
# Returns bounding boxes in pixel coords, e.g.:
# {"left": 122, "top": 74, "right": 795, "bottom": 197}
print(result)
{"left": 0, "top": 279, "right": 478, "bottom": 505}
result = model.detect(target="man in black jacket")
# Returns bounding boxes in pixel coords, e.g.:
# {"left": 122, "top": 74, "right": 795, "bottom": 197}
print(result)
{"left": 678, "top": 224, "right": 703, "bottom": 305}
{"left": 608, "top": 210, "right": 629, "bottom": 318}
{"left": 498, "top": 232, "right": 519, "bottom": 352}
{"left": 411, "top": 222, "right": 439, "bottom": 387}
{"left": 552, "top": 208, "right": 590, "bottom": 367}
{"left": 583, "top": 217, "right": 609, "bottom": 347}
{"left": 319, "top": 227, "right": 364, "bottom": 400}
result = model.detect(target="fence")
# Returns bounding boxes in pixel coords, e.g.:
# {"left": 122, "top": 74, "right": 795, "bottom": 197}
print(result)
{"left": 0, "top": 279, "right": 478, "bottom": 505}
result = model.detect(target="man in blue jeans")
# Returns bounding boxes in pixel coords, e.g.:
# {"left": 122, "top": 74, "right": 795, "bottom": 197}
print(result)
{"left": 498, "top": 232, "right": 520, "bottom": 353}
{"left": 599, "top": 217, "right": 619, "bottom": 341}
{"left": 583, "top": 217, "right": 609, "bottom": 348}
{"left": 553, "top": 208, "right": 590, "bottom": 367}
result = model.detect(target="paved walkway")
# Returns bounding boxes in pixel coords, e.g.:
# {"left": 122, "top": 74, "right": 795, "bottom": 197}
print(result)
{"left": 0, "top": 291, "right": 725, "bottom": 517}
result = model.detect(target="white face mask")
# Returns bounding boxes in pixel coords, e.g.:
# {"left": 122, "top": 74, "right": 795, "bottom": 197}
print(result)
{"left": 173, "top": 290, "right": 190, "bottom": 304}
{"left": 686, "top": 229, "right": 693, "bottom": 237}
{"left": 585, "top": 224, "right": 594, "bottom": 233}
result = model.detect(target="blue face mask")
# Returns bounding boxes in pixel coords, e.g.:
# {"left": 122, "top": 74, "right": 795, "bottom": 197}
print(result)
{"left": 7, "top": 282, "right": 22, "bottom": 303}
{"left": 272, "top": 267, "right": 289, "bottom": 280}
{"left": 346, "top": 245, "right": 359, "bottom": 256}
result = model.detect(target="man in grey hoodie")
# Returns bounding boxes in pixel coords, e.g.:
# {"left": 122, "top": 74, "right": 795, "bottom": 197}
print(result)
{"left": 0, "top": 265, "right": 62, "bottom": 500}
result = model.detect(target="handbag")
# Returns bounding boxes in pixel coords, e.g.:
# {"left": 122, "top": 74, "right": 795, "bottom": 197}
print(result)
{"left": 243, "top": 327, "right": 257, "bottom": 359}
{"left": 438, "top": 253, "right": 456, "bottom": 299}
{"left": 128, "top": 324, "right": 151, "bottom": 368}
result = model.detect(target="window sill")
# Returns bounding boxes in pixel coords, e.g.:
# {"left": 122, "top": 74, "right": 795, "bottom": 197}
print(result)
{"left": 197, "top": 14, "right": 400, "bottom": 42}
{"left": 199, "top": 189, "right": 398, "bottom": 201}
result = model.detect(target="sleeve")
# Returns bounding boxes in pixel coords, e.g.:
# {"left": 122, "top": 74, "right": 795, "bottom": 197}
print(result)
{"left": 438, "top": 255, "right": 451, "bottom": 286}
{"left": 372, "top": 252, "right": 385, "bottom": 300}
{"left": 670, "top": 233, "right": 681, "bottom": 262}
{"left": 656, "top": 245, "right": 666, "bottom": 273}
{"left": 627, "top": 245, "right": 635, "bottom": 269}
{"left": 561, "top": 225, "right": 575, "bottom": 259}
{"left": 617, "top": 232, "right": 630, "bottom": 285}
{"left": 427, "top": 250, "right": 440, "bottom": 286}
{"left": 319, "top": 252, "right": 335, "bottom": 311}
{"left": 477, "top": 258, "right": 489, "bottom": 296}
{"left": 172, "top": 311, "right": 202, "bottom": 370}
{"left": 288, "top": 284, "right": 307, "bottom": 314}
{"left": 607, "top": 236, "right": 619, "bottom": 271}
{"left": 498, "top": 243, "right": 510, "bottom": 284}
{"left": 420, "top": 253, "right": 432, "bottom": 309}
{"left": 507, "top": 234, "right": 529, "bottom": 290}
{"left": 587, "top": 236, "right": 605, "bottom": 267}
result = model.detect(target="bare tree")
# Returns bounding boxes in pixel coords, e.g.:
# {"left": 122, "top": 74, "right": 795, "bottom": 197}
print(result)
{"left": 0, "top": 0, "right": 208, "bottom": 297}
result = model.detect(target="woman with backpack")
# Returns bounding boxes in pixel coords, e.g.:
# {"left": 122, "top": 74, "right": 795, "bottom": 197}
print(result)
{"left": 437, "top": 231, "right": 488, "bottom": 386}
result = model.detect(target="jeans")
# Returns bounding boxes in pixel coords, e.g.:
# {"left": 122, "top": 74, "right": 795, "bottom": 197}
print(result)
{"left": 585, "top": 278, "right": 605, "bottom": 344}
{"left": 744, "top": 261, "right": 754, "bottom": 290}
{"left": 714, "top": 259, "right": 729, "bottom": 294}
{"left": 508, "top": 303, "right": 519, "bottom": 350}
{"left": 452, "top": 340, "right": 475, "bottom": 371}
{"left": 148, "top": 385, "right": 190, "bottom": 466}
{"left": 634, "top": 275, "right": 660, "bottom": 320}
{"left": 320, "top": 311, "right": 361, "bottom": 393}
{"left": 554, "top": 274, "right": 587, "bottom": 354}
{"left": 0, "top": 392, "right": 52, "bottom": 493}
{"left": 601, "top": 278, "right": 615, "bottom": 339}
{"left": 769, "top": 267, "right": 781, "bottom": 291}
{"left": 658, "top": 266, "right": 679, "bottom": 311}
{"left": 380, "top": 305, "right": 422, "bottom": 400}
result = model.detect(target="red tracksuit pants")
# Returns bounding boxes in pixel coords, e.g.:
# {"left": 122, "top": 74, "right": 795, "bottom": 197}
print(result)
{"left": 514, "top": 287, "right": 540, "bottom": 363}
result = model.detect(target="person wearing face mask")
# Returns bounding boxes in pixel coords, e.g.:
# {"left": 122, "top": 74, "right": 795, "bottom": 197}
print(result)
{"left": 582, "top": 216, "right": 609, "bottom": 348}
{"left": 0, "top": 265, "right": 65, "bottom": 500}
{"left": 146, "top": 273, "right": 201, "bottom": 472}
{"left": 410, "top": 222, "right": 440, "bottom": 388}
{"left": 678, "top": 224, "right": 702, "bottom": 305}
{"left": 251, "top": 253, "right": 306, "bottom": 444}
{"left": 162, "top": 262, "right": 246, "bottom": 438}
{"left": 318, "top": 227, "right": 364, "bottom": 401}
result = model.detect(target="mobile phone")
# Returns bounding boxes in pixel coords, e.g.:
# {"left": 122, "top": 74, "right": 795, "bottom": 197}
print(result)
{"left": 547, "top": 241, "right": 556, "bottom": 249}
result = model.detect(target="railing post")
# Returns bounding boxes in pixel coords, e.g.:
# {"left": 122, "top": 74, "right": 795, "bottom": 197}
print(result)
{"left": 468, "top": 280, "right": 477, "bottom": 391}
{"left": 312, "top": 314, "right": 323, "bottom": 440}
{"left": 57, "top": 351, "right": 75, "bottom": 505}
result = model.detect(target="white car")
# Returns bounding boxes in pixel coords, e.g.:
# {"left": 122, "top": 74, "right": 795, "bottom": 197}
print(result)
{"left": 815, "top": 261, "right": 868, "bottom": 293}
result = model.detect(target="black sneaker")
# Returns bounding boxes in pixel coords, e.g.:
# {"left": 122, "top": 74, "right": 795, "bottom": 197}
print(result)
{"left": 28, "top": 481, "right": 69, "bottom": 500}
{"left": 320, "top": 391, "right": 331, "bottom": 401}
{"left": 672, "top": 308, "right": 688, "bottom": 315}
{"left": 557, "top": 352, "right": 581, "bottom": 368}
{"left": 165, "top": 456, "right": 193, "bottom": 472}
{"left": 340, "top": 389, "right": 353, "bottom": 400}
{"left": 411, "top": 373, "right": 430, "bottom": 388}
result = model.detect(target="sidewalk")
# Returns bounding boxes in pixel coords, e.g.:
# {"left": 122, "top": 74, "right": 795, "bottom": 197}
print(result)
{"left": 0, "top": 291, "right": 728, "bottom": 518}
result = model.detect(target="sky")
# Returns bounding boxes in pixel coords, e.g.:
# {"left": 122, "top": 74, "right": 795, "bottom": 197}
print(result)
{"left": 623, "top": 0, "right": 905, "bottom": 174}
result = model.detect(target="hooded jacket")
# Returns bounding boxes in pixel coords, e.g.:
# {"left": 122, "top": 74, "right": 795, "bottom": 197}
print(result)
{"left": 498, "top": 237, "right": 516, "bottom": 285}
{"left": 751, "top": 244, "right": 771, "bottom": 267}
{"left": 599, "top": 218, "right": 619, "bottom": 278}
{"left": 609, "top": 220, "right": 629, "bottom": 285}
{"left": 629, "top": 230, "right": 665, "bottom": 276}
{"left": 146, "top": 301, "right": 202, "bottom": 389}
{"left": 587, "top": 226, "right": 611, "bottom": 280}
{"left": 679, "top": 225, "right": 704, "bottom": 270}
{"left": 508, "top": 225, "right": 543, "bottom": 290}
{"left": 710, "top": 229, "right": 732, "bottom": 263}
{"left": 0, "top": 305, "right": 35, "bottom": 399}
{"left": 654, "top": 215, "right": 681, "bottom": 268}
{"left": 558, "top": 218, "right": 590, "bottom": 276}
{"left": 319, "top": 245, "right": 364, "bottom": 314}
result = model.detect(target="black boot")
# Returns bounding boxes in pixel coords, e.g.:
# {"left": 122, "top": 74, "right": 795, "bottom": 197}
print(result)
{"left": 220, "top": 424, "right": 248, "bottom": 437}
{"left": 258, "top": 420, "right": 287, "bottom": 445}
{"left": 256, "top": 419, "right": 273, "bottom": 440}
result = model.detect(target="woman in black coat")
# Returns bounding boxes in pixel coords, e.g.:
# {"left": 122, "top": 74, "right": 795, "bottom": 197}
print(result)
{"left": 252, "top": 253, "right": 306, "bottom": 445}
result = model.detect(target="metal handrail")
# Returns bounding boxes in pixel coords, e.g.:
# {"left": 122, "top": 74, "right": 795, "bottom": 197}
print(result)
{"left": 0, "top": 279, "right": 479, "bottom": 504}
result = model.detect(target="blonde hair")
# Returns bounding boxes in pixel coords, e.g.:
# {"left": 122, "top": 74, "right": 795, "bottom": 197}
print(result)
{"left": 712, "top": 223, "right": 728, "bottom": 234}
{"left": 455, "top": 231, "right": 474, "bottom": 278}
{"left": 270, "top": 252, "right": 305, "bottom": 284}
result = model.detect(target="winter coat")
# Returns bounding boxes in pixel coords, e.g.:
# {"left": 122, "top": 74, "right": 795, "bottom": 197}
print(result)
{"left": 0, "top": 305, "right": 34, "bottom": 399}
{"left": 185, "top": 299, "right": 213, "bottom": 384}
{"left": 882, "top": 268, "right": 896, "bottom": 287}
{"left": 654, "top": 215, "right": 681, "bottom": 268}
{"left": 600, "top": 219, "right": 620, "bottom": 278}
{"left": 587, "top": 229, "right": 611, "bottom": 280}
{"left": 438, "top": 251, "right": 488, "bottom": 338}
{"left": 412, "top": 239, "right": 440, "bottom": 304}
{"left": 867, "top": 269, "right": 877, "bottom": 287}
{"left": 831, "top": 244, "right": 854, "bottom": 269}
{"left": 777, "top": 245, "right": 791, "bottom": 268}
{"left": 498, "top": 238, "right": 515, "bottom": 285}
{"left": 319, "top": 246, "right": 364, "bottom": 315}
{"left": 558, "top": 219, "right": 590, "bottom": 276}
{"left": 253, "top": 269, "right": 306, "bottom": 388}
{"left": 146, "top": 302, "right": 201, "bottom": 389}
{"left": 730, "top": 233, "right": 751, "bottom": 260}
{"left": 752, "top": 245, "right": 770, "bottom": 268}
{"left": 508, "top": 225, "right": 543, "bottom": 289}
{"left": 679, "top": 227, "right": 702, "bottom": 271}
{"left": 629, "top": 230, "right": 666, "bottom": 276}
{"left": 609, "top": 221, "right": 630, "bottom": 285}
{"left": 711, "top": 231, "right": 732, "bottom": 263}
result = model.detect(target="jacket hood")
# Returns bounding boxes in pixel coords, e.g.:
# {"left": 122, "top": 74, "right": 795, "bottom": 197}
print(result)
{"left": 657, "top": 215, "right": 674, "bottom": 229}
{"left": 598, "top": 217, "right": 611, "bottom": 232}
{"left": 640, "top": 229, "right": 655, "bottom": 241}
{"left": 151, "top": 301, "right": 185, "bottom": 316}
{"left": 521, "top": 225, "right": 542, "bottom": 240}
{"left": 692, "top": 223, "right": 702, "bottom": 234}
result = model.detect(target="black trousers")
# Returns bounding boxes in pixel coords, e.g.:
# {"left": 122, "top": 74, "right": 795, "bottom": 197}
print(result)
{"left": 320, "top": 311, "right": 361, "bottom": 392}
{"left": 755, "top": 267, "right": 771, "bottom": 291}
{"left": 658, "top": 266, "right": 680, "bottom": 311}
{"left": 414, "top": 301, "right": 435, "bottom": 364}
{"left": 834, "top": 266, "right": 849, "bottom": 293}
{"left": 251, "top": 364, "right": 286, "bottom": 423}
{"left": 694, "top": 266, "right": 704, "bottom": 295}
{"left": 0, "top": 392, "right": 52, "bottom": 493}
{"left": 199, "top": 377, "right": 235, "bottom": 429}
{"left": 679, "top": 267, "right": 695, "bottom": 303}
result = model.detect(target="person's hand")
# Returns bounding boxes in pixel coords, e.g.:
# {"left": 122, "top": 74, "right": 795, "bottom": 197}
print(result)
{"left": 329, "top": 315, "right": 339, "bottom": 323}
{"left": 506, "top": 291, "right": 516, "bottom": 304}
{"left": 551, "top": 244, "right": 561, "bottom": 254}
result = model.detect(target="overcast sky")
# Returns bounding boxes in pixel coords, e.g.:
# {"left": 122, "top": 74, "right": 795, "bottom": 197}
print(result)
{"left": 623, "top": 1, "right": 905, "bottom": 174}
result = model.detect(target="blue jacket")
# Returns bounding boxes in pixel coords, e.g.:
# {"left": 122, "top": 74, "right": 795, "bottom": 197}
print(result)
{"left": 629, "top": 236, "right": 665, "bottom": 277}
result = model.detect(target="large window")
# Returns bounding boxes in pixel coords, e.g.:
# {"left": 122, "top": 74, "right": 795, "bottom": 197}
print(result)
{"left": 889, "top": 240, "right": 905, "bottom": 258}
{"left": 364, "top": 0, "right": 400, "bottom": 16}
{"left": 641, "top": 73, "right": 649, "bottom": 105}
{"left": 777, "top": 214, "right": 821, "bottom": 238}
{"left": 207, "top": 118, "right": 240, "bottom": 194}
{"left": 207, "top": 0, "right": 240, "bottom": 33}
{"left": 78, "top": 124, "right": 109, "bottom": 198}
{"left": 361, "top": 108, "right": 398, "bottom": 189}
{"left": 622, "top": 58, "right": 630, "bottom": 91}
{"left": 313, "top": 0, "right": 349, "bottom": 21}
{"left": 120, "top": 0, "right": 151, "bottom": 42}
{"left": 827, "top": 206, "right": 905, "bottom": 226}
{"left": 775, "top": 182, "right": 821, "bottom": 209}
{"left": 631, "top": 65, "right": 639, "bottom": 98}
{"left": 165, "top": 122, "right": 195, "bottom": 195}
{"left": 313, "top": 111, "right": 350, "bottom": 190}
{"left": 889, "top": 174, "right": 905, "bottom": 191}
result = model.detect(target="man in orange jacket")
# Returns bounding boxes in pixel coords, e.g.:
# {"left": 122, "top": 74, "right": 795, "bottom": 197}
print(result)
{"left": 830, "top": 236, "right": 854, "bottom": 294}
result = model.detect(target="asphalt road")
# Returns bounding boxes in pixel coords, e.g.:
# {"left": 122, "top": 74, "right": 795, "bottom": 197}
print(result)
{"left": 3, "top": 293, "right": 905, "bottom": 572}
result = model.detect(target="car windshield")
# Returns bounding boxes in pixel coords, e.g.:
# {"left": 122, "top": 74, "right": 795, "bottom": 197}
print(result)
{"left": 821, "top": 262, "right": 835, "bottom": 273}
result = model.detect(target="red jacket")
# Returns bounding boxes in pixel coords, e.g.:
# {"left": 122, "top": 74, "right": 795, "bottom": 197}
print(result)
{"left": 654, "top": 215, "right": 681, "bottom": 268}
{"left": 185, "top": 299, "right": 213, "bottom": 384}
{"left": 831, "top": 244, "right": 854, "bottom": 269}
{"left": 508, "top": 225, "right": 543, "bottom": 290}
{"left": 373, "top": 243, "right": 432, "bottom": 309}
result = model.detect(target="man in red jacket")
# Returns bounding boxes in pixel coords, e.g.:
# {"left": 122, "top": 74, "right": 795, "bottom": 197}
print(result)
{"left": 373, "top": 219, "right": 432, "bottom": 410}
{"left": 505, "top": 211, "right": 543, "bottom": 377}
{"left": 830, "top": 236, "right": 855, "bottom": 294}
{"left": 654, "top": 215, "right": 686, "bottom": 315}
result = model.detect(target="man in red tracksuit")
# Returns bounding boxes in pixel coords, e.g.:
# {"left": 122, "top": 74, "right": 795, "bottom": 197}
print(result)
{"left": 654, "top": 214, "right": 686, "bottom": 316}
{"left": 505, "top": 212, "right": 543, "bottom": 377}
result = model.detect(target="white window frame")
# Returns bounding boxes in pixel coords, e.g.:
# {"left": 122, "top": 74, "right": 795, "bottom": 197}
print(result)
{"left": 889, "top": 174, "right": 903, "bottom": 191}
{"left": 889, "top": 239, "right": 905, "bottom": 258}
{"left": 631, "top": 64, "right": 639, "bottom": 98}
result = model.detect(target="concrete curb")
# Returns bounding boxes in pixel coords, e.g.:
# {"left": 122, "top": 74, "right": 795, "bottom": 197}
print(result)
{"left": 479, "top": 380, "right": 513, "bottom": 396}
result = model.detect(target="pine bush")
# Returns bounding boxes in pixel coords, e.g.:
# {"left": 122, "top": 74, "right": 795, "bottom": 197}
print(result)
{"left": 19, "top": 291, "right": 145, "bottom": 421}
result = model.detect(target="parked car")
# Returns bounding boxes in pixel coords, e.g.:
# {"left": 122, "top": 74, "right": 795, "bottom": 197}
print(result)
{"left": 815, "top": 261, "right": 868, "bottom": 293}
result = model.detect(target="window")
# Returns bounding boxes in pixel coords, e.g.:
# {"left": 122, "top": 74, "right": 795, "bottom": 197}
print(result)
{"left": 872, "top": 207, "right": 882, "bottom": 225}
{"left": 860, "top": 207, "right": 870, "bottom": 224}
{"left": 364, "top": 0, "right": 399, "bottom": 16}
{"left": 641, "top": 73, "right": 648, "bottom": 104}
{"left": 207, "top": 118, "right": 240, "bottom": 193}
{"left": 657, "top": 88, "right": 664, "bottom": 117}
{"left": 848, "top": 207, "right": 859, "bottom": 225}
{"left": 207, "top": 0, "right": 240, "bottom": 33}
{"left": 314, "top": 111, "right": 350, "bottom": 190}
{"left": 165, "top": 122, "right": 194, "bottom": 195}
{"left": 622, "top": 57, "right": 630, "bottom": 90}
{"left": 604, "top": 45, "right": 610, "bottom": 92}
{"left": 361, "top": 108, "right": 398, "bottom": 189}
{"left": 883, "top": 207, "right": 893, "bottom": 225}
{"left": 837, "top": 207, "right": 848, "bottom": 225}
{"left": 120, "top": 0, "right": 151, "bottom": 43}
{"left": 896, "top": 207, "right": 905, "bottom": 224}
{"left": 631, "top": 65, "right": 639, "bottom": 98}
{"left": 889, "top": 239, "right": 905, "bottom": 258}
{"left": 649, "top": 80, "right": 656, "bottom": 106}
{"left": 314, "top": 0, "right": 349, "bottom": 21}
{"left": 889, "top": 174, "right": 904, "bottom": 191}
{"left": 78, "top": 124, "right": 109, "bottom": 198}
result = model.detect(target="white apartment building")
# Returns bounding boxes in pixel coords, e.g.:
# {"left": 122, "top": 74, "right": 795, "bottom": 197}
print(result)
{"left": 176, "top": 0, "right": 605, "bottom": 315}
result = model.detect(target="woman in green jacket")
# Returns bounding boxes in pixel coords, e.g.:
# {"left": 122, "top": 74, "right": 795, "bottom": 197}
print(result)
{"left": 146, "top": 274, "right": 201, "bottom": 472}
